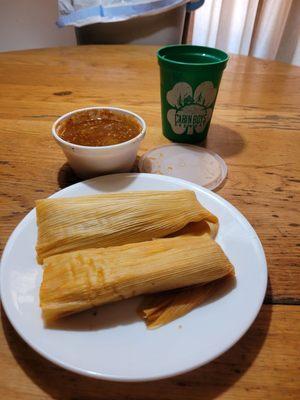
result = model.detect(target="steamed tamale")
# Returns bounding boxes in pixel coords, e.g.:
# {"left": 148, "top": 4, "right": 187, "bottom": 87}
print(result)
{"left": 40, "top": 234, "right": 234, "bottom": 323}
{"left": 36, "top": 190, "right": 217, "bottom": 263}
{"left": 139, "top": 220, "right": 221, "bottom": 328}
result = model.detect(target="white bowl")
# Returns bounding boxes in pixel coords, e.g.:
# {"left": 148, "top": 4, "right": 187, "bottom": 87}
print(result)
{"left": 52, "top": 107, "right": 146, "bottom": 178}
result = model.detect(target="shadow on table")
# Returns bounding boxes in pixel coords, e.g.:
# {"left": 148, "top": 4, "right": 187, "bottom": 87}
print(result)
{"left": 203, "top": 124, "right": 246, "bottom": 158}
{"left": 57, "top": 159, "right": 141, "bottom": 191}
{"left": 57, "top": 163, "right": 81, "bottom": 189}
{"left": 2, "top": 286, "right": 272, "bottom": 400}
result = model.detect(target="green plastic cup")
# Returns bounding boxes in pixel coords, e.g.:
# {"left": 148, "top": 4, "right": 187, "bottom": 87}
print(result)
{"left": 157, "top": 45, "right": 229, "bottom": 143}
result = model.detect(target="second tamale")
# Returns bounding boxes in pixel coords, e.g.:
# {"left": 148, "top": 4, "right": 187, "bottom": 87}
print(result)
{"left": 40, "top": 234, "right": 234, "bottom": 323}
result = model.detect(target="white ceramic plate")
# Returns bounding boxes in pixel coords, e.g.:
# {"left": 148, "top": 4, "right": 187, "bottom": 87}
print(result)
{"left": 0, "top": 173, "right": 267, "bottom": 382}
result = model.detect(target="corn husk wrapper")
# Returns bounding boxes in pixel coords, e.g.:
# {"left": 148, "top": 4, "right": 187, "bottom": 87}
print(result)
{"left": 40, "top": 234, "right": 234, "bottom": 323}
{"left": 139, "top": 275, "right": 234, "bottom": 329}
{"left": 36, "top": 190, "right": 217, "bottom": 264}
{"left": 139, "top": 220, "right": 222, "bottom": 328}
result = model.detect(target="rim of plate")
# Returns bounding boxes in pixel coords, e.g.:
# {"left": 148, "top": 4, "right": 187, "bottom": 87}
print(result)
{"left": 0, "top": 173, "right": 268, "bottom": 382}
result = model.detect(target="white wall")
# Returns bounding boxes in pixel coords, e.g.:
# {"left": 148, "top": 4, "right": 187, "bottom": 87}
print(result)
{"left": 0, "top": 0, "right": 76, "bottom": 52}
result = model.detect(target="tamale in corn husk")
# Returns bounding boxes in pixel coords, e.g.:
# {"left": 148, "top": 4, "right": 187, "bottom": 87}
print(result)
{"left": 139, "top": 220, "right": 222, "bottom": 328}
{"left": 40, "top": 234, "right": 234, "bottom": 323}
{"left": 36, "top": 190, "right": 217, "bottom": 264}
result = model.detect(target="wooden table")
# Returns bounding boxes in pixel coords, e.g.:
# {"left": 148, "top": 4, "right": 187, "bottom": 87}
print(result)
{"left": 0, "top": 46, "right": 299, "bottom": 399}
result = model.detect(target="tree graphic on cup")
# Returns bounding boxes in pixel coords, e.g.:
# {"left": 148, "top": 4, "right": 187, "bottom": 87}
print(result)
{"left": 167, "top": 82, "right": 217, "bottom": 135}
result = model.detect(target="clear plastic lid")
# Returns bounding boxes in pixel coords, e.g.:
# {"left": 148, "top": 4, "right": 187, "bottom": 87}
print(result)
{"left": 138, "top": 144, "right": 227, "bottom": 191}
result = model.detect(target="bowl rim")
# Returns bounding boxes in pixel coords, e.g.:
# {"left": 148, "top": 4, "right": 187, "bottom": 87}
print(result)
{"left": 52, "top": 106, "right": 146, "bottom": 151}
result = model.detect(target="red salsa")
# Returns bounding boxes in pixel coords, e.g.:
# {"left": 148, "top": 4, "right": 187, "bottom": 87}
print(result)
{"left": 58, "top": 109, "right": 141, "bottom": 146}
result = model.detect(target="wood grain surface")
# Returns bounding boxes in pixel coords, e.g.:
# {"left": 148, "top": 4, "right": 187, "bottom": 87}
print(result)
{"left": 0, "top": 45, "right": 299, "bottom": 399}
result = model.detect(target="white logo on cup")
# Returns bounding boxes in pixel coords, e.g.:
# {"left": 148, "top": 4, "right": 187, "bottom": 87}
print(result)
{"left": 166, "top": 82, "right": 217, "bottom": 135}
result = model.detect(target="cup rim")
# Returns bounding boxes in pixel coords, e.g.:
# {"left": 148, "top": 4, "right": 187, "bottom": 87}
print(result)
{"left": 52, "top": 107, "right": 146, "bottom": 151}
{"left": 157, "top": 45, "right": 229, "bottom": 67}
